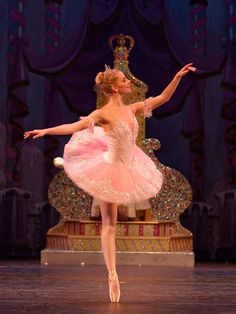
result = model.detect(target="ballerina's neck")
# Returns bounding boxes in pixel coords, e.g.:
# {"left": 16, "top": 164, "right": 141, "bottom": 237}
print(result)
{"left": 108, "top": 93, "right": 125, "bottom": 108}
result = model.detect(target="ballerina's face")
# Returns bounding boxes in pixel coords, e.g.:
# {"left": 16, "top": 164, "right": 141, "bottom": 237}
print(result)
{"left": 114, "top": 71, "right": 132, "bottom": 95}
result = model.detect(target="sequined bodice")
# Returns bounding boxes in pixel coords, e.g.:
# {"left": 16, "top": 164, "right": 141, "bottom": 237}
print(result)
{"left": 103, "top": 116, "right": 139, "bottom": 165}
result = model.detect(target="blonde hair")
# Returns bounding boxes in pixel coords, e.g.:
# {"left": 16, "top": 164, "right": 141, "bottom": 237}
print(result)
{"left": 95, "top": 66, "right": 120, "bottom": 95}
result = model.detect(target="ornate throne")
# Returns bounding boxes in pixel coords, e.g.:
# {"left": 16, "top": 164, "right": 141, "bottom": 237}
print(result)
{"left": 41, "top": 34, "right": 194, "bottom": 267}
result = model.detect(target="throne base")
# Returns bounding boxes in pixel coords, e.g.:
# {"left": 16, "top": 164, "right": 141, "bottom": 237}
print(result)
{"left": 41, "top": 250, "right": 194, "bottom": 267}
{"left": 41, "top": 220, "right": 194, "bottom": 267}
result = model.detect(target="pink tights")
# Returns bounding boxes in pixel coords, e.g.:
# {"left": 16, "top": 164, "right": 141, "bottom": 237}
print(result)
{"left": 99, "top": 200, "right": 118, "bottom": 272}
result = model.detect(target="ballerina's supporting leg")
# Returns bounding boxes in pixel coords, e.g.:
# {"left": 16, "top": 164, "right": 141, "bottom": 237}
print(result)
{"left": 99, "top": 200, "right": 120, "bottom": 303}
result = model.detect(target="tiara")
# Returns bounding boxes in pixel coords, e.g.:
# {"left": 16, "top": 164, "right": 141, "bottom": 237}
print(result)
{"left": 104, "top": 64, "right": 119, "bottom": 76}
{"left": 104, "top": 64, "right": 111, "bottom": 71}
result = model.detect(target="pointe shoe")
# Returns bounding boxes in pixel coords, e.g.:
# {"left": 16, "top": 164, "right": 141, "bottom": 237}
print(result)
{"left": 108, "top": 270, "right": 120, "bottom": 303}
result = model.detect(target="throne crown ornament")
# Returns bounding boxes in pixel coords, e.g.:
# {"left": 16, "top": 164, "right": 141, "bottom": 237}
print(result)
{"left": 108, "top": 33, "right": 145, "bottom": 89}
{"left": 109, "top": 33, "right": 134, "bottom": 64}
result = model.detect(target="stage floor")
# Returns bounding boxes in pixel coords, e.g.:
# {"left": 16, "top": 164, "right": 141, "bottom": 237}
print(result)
{"left": 0, "top": 260, "right": 235, "bottom": 314}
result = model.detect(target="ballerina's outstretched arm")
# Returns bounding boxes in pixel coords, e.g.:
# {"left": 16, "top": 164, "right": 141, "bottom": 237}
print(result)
{"left": 24, "top": 109, "right": 102, "bottom": 139}
{"left": 131, "top": 63, "right": 196, "bottom": 115}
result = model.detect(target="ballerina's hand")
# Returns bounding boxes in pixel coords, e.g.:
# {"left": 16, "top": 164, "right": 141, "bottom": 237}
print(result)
{"left": 176, "top": 63, "right": 196, "bottom": 78}
{"left": 24, "top": 129, "right": 47, "bottom": 139}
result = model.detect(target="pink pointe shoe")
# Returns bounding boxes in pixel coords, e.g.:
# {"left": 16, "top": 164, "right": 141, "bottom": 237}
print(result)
{"left": 108, "top": 270, "right": 120, "bottom": 303}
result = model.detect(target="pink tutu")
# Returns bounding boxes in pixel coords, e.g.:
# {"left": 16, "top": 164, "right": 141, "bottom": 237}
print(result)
{"left": 63, "top": 116, "right": 163, "bottom": 204}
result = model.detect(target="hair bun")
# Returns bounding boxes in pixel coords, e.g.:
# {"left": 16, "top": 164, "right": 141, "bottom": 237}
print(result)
{"left": 95, "top": 72, "right": 104, "bottom": 85}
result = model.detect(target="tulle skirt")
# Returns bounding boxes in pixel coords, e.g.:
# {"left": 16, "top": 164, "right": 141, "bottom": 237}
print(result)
{"left": 63, "top": 127, "right": 163, "bottom": 204}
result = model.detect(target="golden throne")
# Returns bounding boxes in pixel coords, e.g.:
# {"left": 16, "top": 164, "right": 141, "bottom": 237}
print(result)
{"left": 41, "top": 34, "right": 194, "bottom": 267}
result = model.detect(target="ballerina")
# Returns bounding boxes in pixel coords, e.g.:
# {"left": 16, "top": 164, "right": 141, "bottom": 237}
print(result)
{"left": 24, "top": 63, "right": 196, "bottom": 302}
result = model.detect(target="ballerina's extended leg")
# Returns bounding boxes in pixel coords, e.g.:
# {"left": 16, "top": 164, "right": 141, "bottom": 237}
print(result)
{"left": 99, "top": 200, "right": 120, "bottom": 303}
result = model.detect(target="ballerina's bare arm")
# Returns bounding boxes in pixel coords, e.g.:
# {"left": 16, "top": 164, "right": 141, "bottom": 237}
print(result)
{"left": 131, "top": 63, "right": 196, "bottom": 115}
{"left": 24, "top": 109, "right": 102, "bottom": 139}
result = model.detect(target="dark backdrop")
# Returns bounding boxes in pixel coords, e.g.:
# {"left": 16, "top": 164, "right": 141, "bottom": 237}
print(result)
{"left": 0, "top": 0, "right": 235, "bottom": 261}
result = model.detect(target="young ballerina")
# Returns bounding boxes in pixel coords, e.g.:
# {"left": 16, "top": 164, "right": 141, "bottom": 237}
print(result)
{"left": 24, "top": 63, "right": 196, "bottom": 302}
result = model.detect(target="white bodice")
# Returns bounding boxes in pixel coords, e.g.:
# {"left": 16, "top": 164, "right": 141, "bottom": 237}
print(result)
{"left": 103, "top": 116, "right": 139, "bottom": 165}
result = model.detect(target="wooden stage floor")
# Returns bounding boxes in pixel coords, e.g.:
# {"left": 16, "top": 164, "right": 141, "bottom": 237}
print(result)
{"left": 0, "top": 260, "right": 235, "bottom": 314}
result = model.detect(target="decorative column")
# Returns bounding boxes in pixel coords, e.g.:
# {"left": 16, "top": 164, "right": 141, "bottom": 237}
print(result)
{"left": 44, "top": 0, "right": 63, "bottom": 183}
{"left": 0, "top": 122, "right": 7, "bottom": 189}
{"left": 6, "top": 0, "right": 29, "bottom": 187}
{"left": 183, "top": 3, "right": 207, "bottom": 200}
{"left": 221, "top": 0, "right": 236, "bottom": 185}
